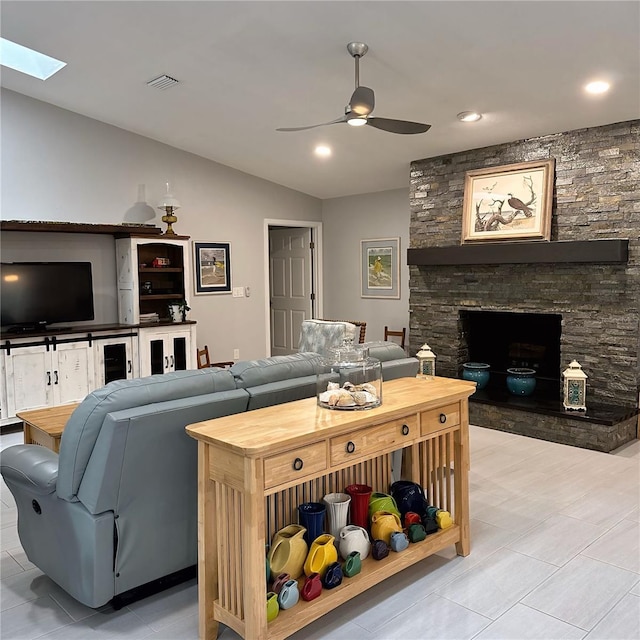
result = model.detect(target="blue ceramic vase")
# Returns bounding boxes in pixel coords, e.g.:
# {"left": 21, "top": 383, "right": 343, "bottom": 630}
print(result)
{"left": 506, "top": 368, "right": 537, "bottom": 396}
{"left": 462, "top": 362, "right": 491, "bottom": 390}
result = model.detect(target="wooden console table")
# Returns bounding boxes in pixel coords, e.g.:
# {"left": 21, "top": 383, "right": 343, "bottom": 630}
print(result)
{"left": 186, "top": 376, "right": 475, "bottom": 640}
{"left": 18, "top": 403, "right": 78, "bottom": 453}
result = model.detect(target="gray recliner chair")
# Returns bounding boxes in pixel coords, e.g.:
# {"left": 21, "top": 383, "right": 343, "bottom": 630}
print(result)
{"left": 0, "top": 368, "right": 249, "bottom": 608}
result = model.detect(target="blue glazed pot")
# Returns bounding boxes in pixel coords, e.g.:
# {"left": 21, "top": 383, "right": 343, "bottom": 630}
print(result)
{"left": 506, "top": 368, "right": 537, "bottom": 396}
{"left": 462, "top": 362, "right": 491, "bottom": 390}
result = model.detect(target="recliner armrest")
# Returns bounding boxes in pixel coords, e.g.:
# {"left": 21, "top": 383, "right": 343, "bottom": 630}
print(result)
{"left": 0, "top": 445, "right": 58, "bottom": 495}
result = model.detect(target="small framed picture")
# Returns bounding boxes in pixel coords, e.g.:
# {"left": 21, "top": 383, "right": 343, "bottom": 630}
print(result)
{"left": 461, "top": 159, "right": 555, "bottom": 243}
{"left": 360, "top": 238, "right": 400, "bottom": 299}
{"left": 193, "top": 242, "right": 232, "bottom": 295}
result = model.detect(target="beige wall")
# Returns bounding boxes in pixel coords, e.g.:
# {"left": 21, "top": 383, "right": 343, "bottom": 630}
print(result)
{"left": 321, "top": 189, "right": 411, "bottom": 350}
{"left": 1, "top": 89, "right": 322, "bottom": 360}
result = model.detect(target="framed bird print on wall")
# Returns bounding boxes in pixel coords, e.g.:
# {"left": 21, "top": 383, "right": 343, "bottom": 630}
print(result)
{"left": 461, "top": 158, "right": 555, "bottom": 243}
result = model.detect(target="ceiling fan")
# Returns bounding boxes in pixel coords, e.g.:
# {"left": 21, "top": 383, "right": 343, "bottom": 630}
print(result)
{"left": 276, "top": 42, "right": 431, "bottom": 135}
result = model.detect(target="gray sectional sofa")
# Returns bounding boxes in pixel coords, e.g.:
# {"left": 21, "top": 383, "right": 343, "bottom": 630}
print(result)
{"left": 0, "top": 343, "right": 417, "bottom": 608}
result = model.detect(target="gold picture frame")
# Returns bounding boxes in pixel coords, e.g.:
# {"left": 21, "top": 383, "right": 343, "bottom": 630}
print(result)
{"left": 461, "top": 159, "right": 555, "bottom": 243}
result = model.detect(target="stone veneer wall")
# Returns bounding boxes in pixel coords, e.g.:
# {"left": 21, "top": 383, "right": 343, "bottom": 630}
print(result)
{"left": 409, "top": 120, "right": 640, "bottom": 409}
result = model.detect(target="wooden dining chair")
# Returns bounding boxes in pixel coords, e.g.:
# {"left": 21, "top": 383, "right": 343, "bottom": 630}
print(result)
{"left": 384, "top": 326, "right": 406, "bottom": 350}
{"left": 196, "top": 345, "right": 234, "bottom": 369}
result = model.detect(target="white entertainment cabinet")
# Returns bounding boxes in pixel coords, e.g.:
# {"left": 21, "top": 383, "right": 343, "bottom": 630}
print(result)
{"left": 0, "top": 222, "right": 197, "bottom": 425}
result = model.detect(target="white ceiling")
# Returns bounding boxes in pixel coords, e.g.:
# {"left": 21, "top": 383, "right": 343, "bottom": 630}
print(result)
{"left": 1, "top": 1, "right": 638, "bottom": 199}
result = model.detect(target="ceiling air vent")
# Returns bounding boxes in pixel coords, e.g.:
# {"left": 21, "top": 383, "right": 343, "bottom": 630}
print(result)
{"left": 146, "top": 74, "right": 179, "bottom": 90}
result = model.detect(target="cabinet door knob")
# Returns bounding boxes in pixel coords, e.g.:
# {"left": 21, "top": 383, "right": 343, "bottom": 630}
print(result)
{"left": 292, "top": 458, "right": 304, "bottom": 471}
{"left": 439, "top": 413, "right": 447, "bottom": 424}
{"left": 54, "top": 371, "right": 59, "bottom": 385}
{"left": 402, "top": 424, "right": 410, "bottom": 436}
{"left": 127, "top": 360, "right": 132, "bottom": 374}
{"left": 346, "top": 441, "right": 356, "bottom": 454}
{"left": 170, "top": 355, "right": 174, "bottom": 368}
{"left": 165, "top": 356, "right": 169, "bottom": 369}
{"left": 46, "top": 371, "right": 51, "bottom": 386}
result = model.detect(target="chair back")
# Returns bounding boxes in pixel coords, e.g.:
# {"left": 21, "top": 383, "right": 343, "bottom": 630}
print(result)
{"left": 384, "top": 326, "right": 406, "bottom": 350}
{"left": 197, "top": 345, "right": 211, "bottom": 369}
{"left": 320, "top": 320, "right": 366, "bottom": 343}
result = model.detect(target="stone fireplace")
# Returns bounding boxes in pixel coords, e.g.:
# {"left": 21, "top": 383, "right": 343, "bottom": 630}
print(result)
{"left": 407, "top": 120, "right": 640, "bottom": 452}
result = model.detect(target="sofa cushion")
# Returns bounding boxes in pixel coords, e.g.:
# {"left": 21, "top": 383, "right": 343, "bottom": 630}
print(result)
{"left": 57, "top": 368, "right": 236, "bottom": 502}
{"left": 363, "top": 341, "right": 408, "bottom": 362}
{"left": 231, "top": 352, "right": 324, "bottom": 389}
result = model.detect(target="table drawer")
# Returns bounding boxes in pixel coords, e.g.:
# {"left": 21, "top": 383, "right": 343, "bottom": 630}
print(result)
{"left": 330, "top": 416, "right": 418, "bottom": 466}
{"left": 264, "top": 441, "right": 327, "bottom": 489}
{"left": 421, "top": 403, "right": 461, "bottom": 436}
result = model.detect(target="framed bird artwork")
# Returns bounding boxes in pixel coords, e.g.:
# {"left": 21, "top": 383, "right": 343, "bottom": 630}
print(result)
{"left": 461, "top": 158, "right": 555, "bottom": 244}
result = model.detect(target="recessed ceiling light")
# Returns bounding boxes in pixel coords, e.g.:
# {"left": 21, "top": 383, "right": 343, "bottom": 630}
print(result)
{"left": 0, "top": 37, "right": 66, "bottom": 80}
{"left": 457, "top": 111, "right": 482, "bottom": 122}
{"left": 314, "top": 145, "right": 332, "bottom": 157}
{"left": 585, "top": 80, "right": 610, "bottom": 95}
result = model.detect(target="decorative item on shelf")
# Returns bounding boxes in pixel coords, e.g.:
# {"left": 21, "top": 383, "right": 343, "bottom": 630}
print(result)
{"left": 297, "top": 502, "right": 326, "bottom": 546}
{"left": 322, "top": 493, "right": 351, "bottom": 542}
{"left": 338, "top": 525, "right": 371, "bottom": 561}
{"left": 390, "top": 481, "right": 429, "bottom": 517}
{"left": 370, "top": 511, "right": 403, "bottom": 545}
{"left": 277, "top": 579, "right": 300, "bottom": 610}
{"left": 368, "top": 492, "right": 401, "bottom": 520}
{"left": 343, "top": 551, "right": 362, "bottom": 577}
{"left": 563, "top": 360, "right": 588, "bottom": 411}
{"left": 267, "top": 524, "right": 308, "bottom": 580}
{"left": 167, "top": 300, "right": 190, "bottom": 323}
{"left": 157, "top": 182, "right": 181, "bottom": 236}
{"left": 404, "top": 512, "right": 422, "bottom": 528}
{"left": 425, "top": 505, "right": 453, "bottom": 530}
{"left": 462, "top": 362, "right": 491, "bottom": 390}
{"left": 371, "top": 539, "right": 390, "bottom": 560}
{"left": 506, "top": 367, "right": 537, "bottom": 396}
{"left": 152, "top": 257, "right": 171, "bottom": 268}
{"left": 141, "top": 281, "right": 152, "bottom": 295}
{"left": 390, "top": 531, "right": 409, "bottom": 552}
{"left": 322, "top": 561, "right": 343, "bottom": 589}
{"left": 266, "top": 592, "right": 279, "bottom": 623}
{"left": 303, "top": 534, "right": 338, "bottom": 577}
{"left": 270, "top": 572, "right": 291, "bottom": 595}
{"left": 301, "top": 573, "right": 323, "bottom": 602}
{"left": 345, "top": 484, "right": 372, "bottom": 530}
{"left": 407, "top": 523, "right": 427, "bottom": 543}
{"left": 417, "top": 343, "right": 436, "bottom": 377}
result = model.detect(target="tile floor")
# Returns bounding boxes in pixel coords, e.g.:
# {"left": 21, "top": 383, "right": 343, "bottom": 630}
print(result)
{"left": 1, "top": 426, "right": 639, "bottom": 639}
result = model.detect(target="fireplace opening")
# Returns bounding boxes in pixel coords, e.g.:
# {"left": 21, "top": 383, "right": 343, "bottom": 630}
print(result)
{"left": 460, "top": 310, "right": 562, "bottom": 402}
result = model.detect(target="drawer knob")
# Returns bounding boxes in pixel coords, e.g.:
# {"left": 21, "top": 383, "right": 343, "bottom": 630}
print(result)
{"left": 439, "top": 413, "right": 447, "bottom": 424}
{"left": 346, "top": 441, "right": 356, "bottom": 454}
{"left": 402, "top": 424, "right": 410, "bottom": 436}
{"left": 292, "top": 458, "right": 304, "bottom": 471}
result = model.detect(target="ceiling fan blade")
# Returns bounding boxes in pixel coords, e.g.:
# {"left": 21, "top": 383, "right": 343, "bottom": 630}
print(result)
{"left": 366, "top": 117, "right": 431, "bottom": 135}
{"left": 349, "top": 86, "right": 375, "bottom": 116}
{"left": 276, "top": 116, "right": 347, "bottom": 132}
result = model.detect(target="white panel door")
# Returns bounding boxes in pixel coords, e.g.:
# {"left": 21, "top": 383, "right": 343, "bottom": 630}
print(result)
{"left": 53, "top": 341, "right": 95, "bottom": 405}
{"left": 269, "top": 227, "right": 313, "bottom": 356}
{"left": 4, "top": 345, "right": 53, "bottom": 415}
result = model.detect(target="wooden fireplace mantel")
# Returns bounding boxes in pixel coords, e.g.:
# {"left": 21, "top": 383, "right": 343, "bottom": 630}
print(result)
{"left": 407, "top": 239, "right": 629, "bottom": 266}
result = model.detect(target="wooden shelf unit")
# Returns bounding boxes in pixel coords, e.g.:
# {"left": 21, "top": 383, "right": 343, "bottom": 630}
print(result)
{"left": 186, "top": 377, "right": 476, "bottom": 640}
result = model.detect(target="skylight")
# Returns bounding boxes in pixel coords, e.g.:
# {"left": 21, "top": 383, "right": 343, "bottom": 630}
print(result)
{"left": 0, "top": 38, "right": 66, "bottom": 80}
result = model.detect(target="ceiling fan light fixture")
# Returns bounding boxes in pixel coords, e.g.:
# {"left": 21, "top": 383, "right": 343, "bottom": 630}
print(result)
{"left": 347, "top": 117, "right": 368, "bottom": 127}
{"left": 457, "top": 111, "right": 482, "bottom": 122}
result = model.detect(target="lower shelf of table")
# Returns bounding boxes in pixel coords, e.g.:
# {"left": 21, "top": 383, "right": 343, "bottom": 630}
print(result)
{"left": 216, "top": 524, "right": 462, "bottom": 640}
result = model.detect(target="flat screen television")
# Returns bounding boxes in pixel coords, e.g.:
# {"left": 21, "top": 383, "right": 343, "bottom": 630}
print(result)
{"left": 1, "top": 262, "right": 95, "bottom": 330}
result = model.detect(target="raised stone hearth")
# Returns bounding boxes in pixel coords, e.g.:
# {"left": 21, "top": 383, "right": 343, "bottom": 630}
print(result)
{"left": 408, "top": 120, "right": 640, "bottom": 450}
